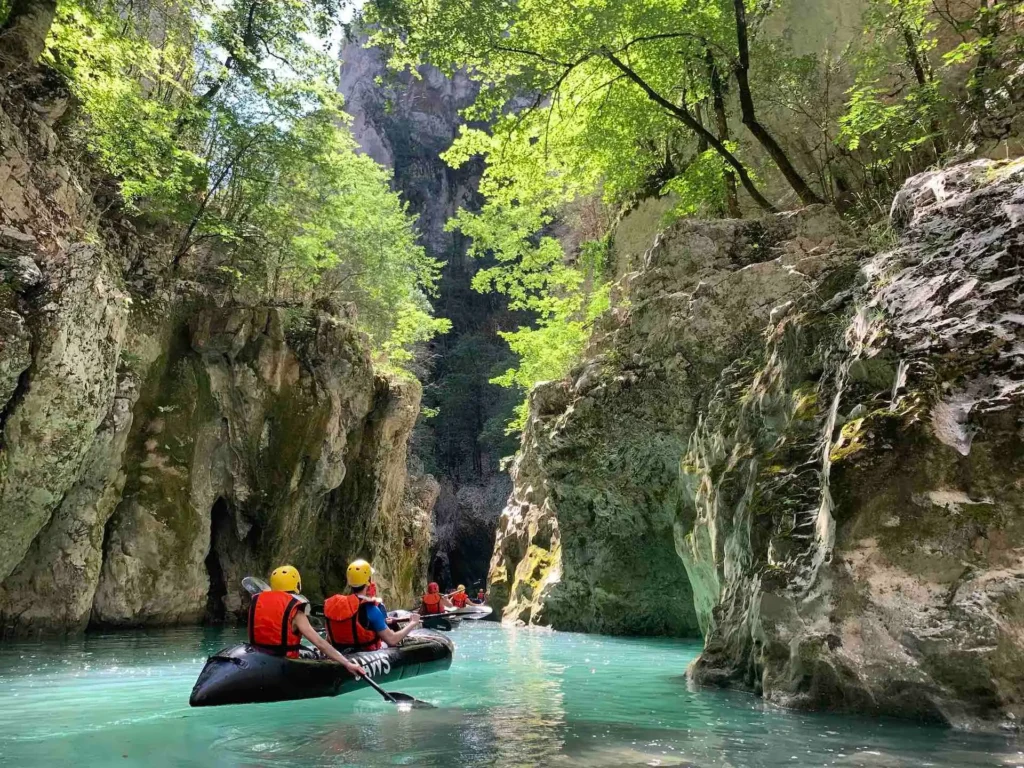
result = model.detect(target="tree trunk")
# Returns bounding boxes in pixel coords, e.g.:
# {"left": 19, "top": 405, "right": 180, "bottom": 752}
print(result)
{"left": 900, "top": 24, "right": 947, "bottom": 158}
{"left": 968, "top": 0, "right": 1001, "bottom": 133}
{"left": 695, "top": 102, "right": 709, "bottom": 153}
{"left": 601, "top": 48, "right": 778, "bottom": 213}
{"left": 730, "top": 0, "right": 824, "bottom": 206}
{"left": 0, "top": 0, "right": 58, "bottom": 74}
{"left": 707, "top": 50, "right": 742, "bottom": 218}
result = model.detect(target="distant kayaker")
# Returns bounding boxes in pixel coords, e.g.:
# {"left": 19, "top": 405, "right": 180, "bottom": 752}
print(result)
{"left": 449, "top": 584, "right": 470, "bottom": 608}
{"left": 324, "top": 559, "right": 421, "bottom": 651}
{"left": 420, "top": 582, "right": 454, "bottom": 615}
{"left": 249, "top": 565, "right": 366, "bottom": 676}
{"left": 367, "top": 580, "right": 404, "bottom": 629}
{"left": 473, "top": 588, "right": 487, "bottom": 605}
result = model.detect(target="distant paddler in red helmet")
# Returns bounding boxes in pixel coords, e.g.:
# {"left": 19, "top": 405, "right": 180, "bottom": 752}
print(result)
{"left": 419, "top": 582, "right": 454, "bottom": 615}
{"left": 323, "top": 559, "right": 422, "bottom": 651}
{"left": 248, "top": 565, "right": 365, "bottom": 676}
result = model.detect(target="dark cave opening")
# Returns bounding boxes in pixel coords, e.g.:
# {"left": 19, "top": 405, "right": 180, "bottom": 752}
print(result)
{"left": 204, "top": 498, "right": 230, "bottom": 624}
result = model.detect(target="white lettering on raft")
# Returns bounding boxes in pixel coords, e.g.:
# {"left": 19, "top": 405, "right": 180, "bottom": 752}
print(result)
{"left": 357, "top": 651, "right": 392, "bottom": 679}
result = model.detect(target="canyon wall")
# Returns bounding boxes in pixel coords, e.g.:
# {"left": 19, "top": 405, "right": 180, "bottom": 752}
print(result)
{"left": 340, "top": 36, "right": 513, "bottom": 592}
{"left": 489, "top": 159, "right": 1024, "bottom": 728}
{"left": 0, "top": 76, "right": 434, "bottom": 636}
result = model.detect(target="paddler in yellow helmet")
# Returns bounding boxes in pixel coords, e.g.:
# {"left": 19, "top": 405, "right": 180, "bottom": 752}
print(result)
{"left": 322, "top": 559, "right": 422, "bottom": 650}
{"left": 449, "top": 584, "right": 470, "bottom": 608}
{"left": 248, "top": 564, "right": 365, "bottom": 675}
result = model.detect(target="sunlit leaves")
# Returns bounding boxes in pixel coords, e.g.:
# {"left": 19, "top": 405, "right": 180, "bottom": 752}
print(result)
{"left": 45, "top": 3, "right": 205, "bottom": 209}
{"left": 42, "top": 0, "right": 449, "bottom": 368}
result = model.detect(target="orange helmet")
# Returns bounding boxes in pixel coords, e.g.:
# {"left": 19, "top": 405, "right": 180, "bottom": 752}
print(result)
{"left": 427, "top": 582, "right": 439, "bottom": 594}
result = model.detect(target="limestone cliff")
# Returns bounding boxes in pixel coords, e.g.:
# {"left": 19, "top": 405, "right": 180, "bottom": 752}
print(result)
{"left": 490, "top": 202, "right": 858, "bottom": 637}
{"left": 0, "top": 77, "right": 434, "bottom": 636}
{"left": 490, "top": 159, "right": 1024, "bottom": 728}
{"left": 341, "top": 36, "right": 513, "bottom": 591}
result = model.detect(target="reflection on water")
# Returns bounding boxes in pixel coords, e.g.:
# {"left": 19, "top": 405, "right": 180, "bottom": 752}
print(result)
{"left": 0, "top": 623, "right": 1021, "bottom": 767}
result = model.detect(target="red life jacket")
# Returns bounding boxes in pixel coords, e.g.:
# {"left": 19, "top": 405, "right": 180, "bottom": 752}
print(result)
{"left": 451, "top": 592, "right": 469, "bottom": 608}
{"left": 420, "top": 592, "right": 443, "bottom": 615}
{"left": 247, "top": 591, "right": 305, "bottom": 658}
{"left": 323, "top": 594, "right": 382, "bottom": 651}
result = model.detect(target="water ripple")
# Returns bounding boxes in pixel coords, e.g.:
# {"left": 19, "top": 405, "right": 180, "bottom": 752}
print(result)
{"left": 0, "top": 624, "right": 1020, "bottom": 767}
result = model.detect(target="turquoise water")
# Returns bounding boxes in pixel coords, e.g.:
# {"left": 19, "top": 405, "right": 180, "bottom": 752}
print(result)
{"left": 0, "top": 622, "right": 1020, "bottom": 767}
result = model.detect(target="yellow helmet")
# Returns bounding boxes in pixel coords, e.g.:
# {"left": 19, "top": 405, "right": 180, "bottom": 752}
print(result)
{"left": 457, "top": 584, "right": 466, "bottom": 592}
{"left": 346, "top": 559, "right": 373, "bottom": 588}
{"left": 270, "top": 565, "right": 301, "bottom": 593}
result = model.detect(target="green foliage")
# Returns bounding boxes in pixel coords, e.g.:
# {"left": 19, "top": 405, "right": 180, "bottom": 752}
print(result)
{"left": 661, "top": 150, "right": 733, "bottom": 221}
{"left": 362, "top": 0, "right": 1023, "bottom": 423}
{"left": 418, "top": 331, "right": 519, "bottom": 476}
{"left": 482, "top": 233, "right": 612, "bottom": 433}
{"left": 839, "top": 0, "right": 1023, "bottom": 194}
{"left": 839, "top": 0, "right": 948, "bottom": 166}
{"left": 45, "top": 2, "right": 204, "bottom": 208}
{"left": 380, "top": 300, "right": 453, "bottom": 367}
{"left": 32, "top": 0, "right": 449, "bottom": 368}
{"left": 364, "top": 0, "right": 802, "bottom": 430}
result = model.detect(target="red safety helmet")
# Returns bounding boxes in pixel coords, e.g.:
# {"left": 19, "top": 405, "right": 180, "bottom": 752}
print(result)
{"left": 427, "top": 582, "right": 439, "bottom": 594}
{"left": 366, "top": 581, "right": 377, "bottom": 597}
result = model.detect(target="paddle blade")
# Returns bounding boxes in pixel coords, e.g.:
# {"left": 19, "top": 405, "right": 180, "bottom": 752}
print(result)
{"left": 389, "top": 692, "right": 435, "bottom": 709}
{"left": 358, "top": 674, "right": 436, "bottom": 710}
{"left": 241, "top": 576, "right": 270, "bottom": 595}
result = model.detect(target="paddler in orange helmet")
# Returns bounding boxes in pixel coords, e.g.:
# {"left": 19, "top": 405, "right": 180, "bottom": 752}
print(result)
{"left": 247, "top": 565, "right": 365, "bottom": 675}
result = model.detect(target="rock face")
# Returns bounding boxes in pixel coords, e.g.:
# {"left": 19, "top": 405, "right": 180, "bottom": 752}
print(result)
{"left": 488, "top": 383, "right": 567, "bottom": 626}
{"left": 686, "top": 160, "right": 1024, "bottom": 730}
{"left": 432, "top": 474, "right": 510, "bottom": 589}
{"left": 90, "top": 307, "right": 421, "bottom": 626}
{"left": 491, "top": 201, "right": 860, "bottom": 636}
{"left": 341, "top": 36, "right": 513, "bottom": 592}
{"left": 0, "top": 79, "right": 434, "bottom": 635}
{"left": 490, "top": 159, "right": 1024, "bottom": 727}
{"left": 340, "top": 34, "right": 480, "bottom": 257}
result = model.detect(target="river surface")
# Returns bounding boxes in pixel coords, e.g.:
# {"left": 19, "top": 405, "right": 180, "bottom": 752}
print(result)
{"left": 0, "top": 622, "right": 1021, "bottom": 767}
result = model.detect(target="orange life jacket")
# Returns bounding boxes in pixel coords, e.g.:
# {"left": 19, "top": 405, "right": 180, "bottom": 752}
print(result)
{"left": 247, "top": 590, "right": 305, "bottom": 658}
{"left": 420, "top": 592, "right": 443, "bottom": 615}
{"left": 451, "top": 592, "right": 469, "bottom": 608}
{"left": 323, "top": 594, "right": 382, "bottom": 651}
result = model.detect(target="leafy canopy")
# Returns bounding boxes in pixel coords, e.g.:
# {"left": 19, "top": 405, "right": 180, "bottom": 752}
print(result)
{"left": 37, "top": 0, "right": 449, "bottom": 365}
{"left": 366, "top": 0, "right": 758, "bottom": 427}
{"left": 366, "top": 0, "right": 1024, "bottom": 429}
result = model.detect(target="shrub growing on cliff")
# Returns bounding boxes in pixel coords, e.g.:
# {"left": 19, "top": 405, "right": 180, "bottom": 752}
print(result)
{"left": 9, "top": 0, "right": 450, "bottom": 367}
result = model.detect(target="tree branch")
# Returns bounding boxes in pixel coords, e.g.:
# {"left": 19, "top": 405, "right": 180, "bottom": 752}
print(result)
{"left": 707, "top": 49, "right": 741, "bottom": 218}
{"left": 730, "top": 0, "right": 823, "bottom": 206}
{"left": 600, "top": 47, "right": 777, "bottom": 212}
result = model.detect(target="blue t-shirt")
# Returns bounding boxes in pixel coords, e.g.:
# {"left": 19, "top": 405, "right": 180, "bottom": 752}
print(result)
{"left": 360, "top": 601, "right": 389, "bottom": 633}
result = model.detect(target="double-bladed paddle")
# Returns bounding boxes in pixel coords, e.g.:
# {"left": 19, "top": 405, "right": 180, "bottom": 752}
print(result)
{"left": 240, "top": 576, "right": 434, "bottom": 709}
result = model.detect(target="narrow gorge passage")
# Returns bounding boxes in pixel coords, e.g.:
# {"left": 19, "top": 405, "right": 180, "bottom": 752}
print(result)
{"left": 1, "top": 0, "right": 1023, "bottom": 763}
